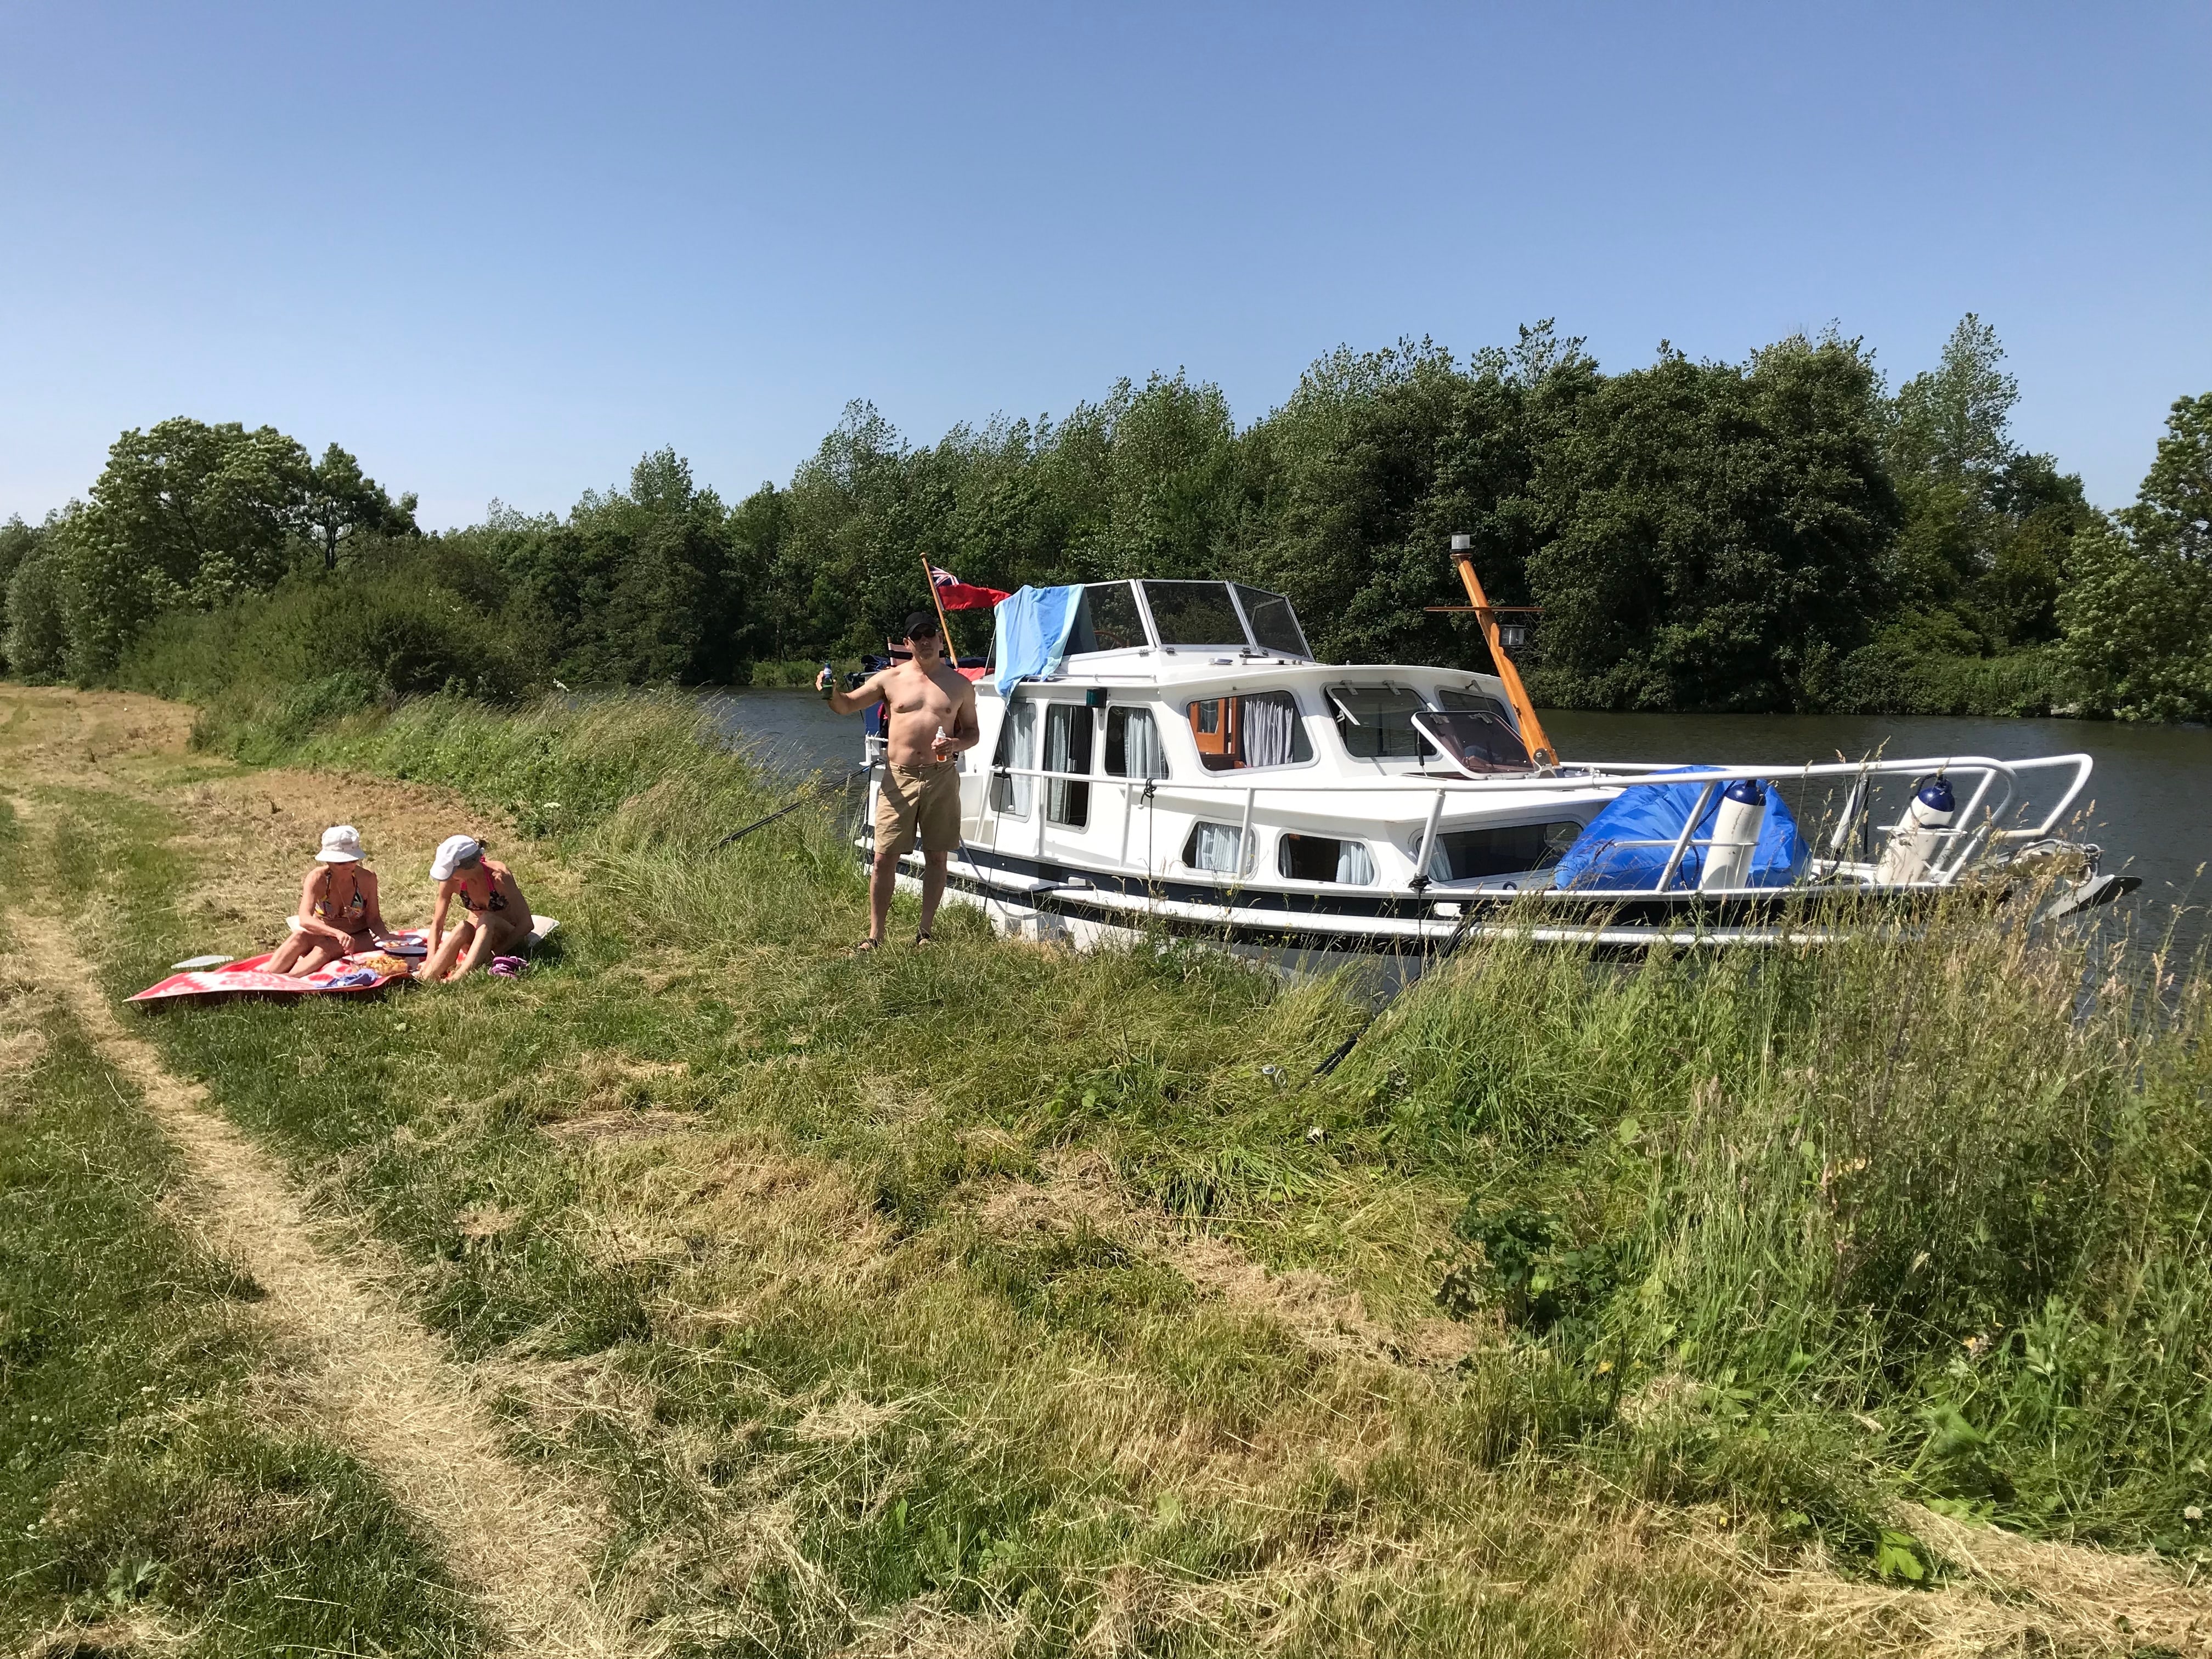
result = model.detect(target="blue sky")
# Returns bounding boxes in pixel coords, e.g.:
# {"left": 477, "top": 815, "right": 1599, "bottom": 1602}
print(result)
{"left": 3, "top": 2, "right": 2205, "bottom": 528}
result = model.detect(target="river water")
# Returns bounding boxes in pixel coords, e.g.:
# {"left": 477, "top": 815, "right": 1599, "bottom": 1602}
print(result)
{"left": 704, "top": 690, "right": 2212, "bottom": 955}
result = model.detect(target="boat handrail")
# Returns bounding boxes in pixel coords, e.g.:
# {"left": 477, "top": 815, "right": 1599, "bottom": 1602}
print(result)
{"left": 974, "top": 752, "right": 2095, "bottom": 887}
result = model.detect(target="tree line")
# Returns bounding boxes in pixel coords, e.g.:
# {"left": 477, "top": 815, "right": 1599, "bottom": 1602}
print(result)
{"left": 5, "top": 318, "right": 2208, "bottom": 719}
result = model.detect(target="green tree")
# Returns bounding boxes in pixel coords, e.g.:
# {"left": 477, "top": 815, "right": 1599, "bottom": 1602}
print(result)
{"left": 3, "top": 511, "right": 73, "bottom": 681}
{"left": 1883, "top": 317, "right": 2092, "bottom": 650}
{"left": 500, "top": 448, "right": 740, "bottom": 684}
{"left": 2059, "top": 393, "right": 2212, "bottom": 720}
{"left": 56, "top": 419, "right": 312, "bottom": 677}
{"left": 1524, "top": 334, "right": 1899, "bottom": 710}
{"left": 303, "top": 444, "right": 419, "bottom": 569}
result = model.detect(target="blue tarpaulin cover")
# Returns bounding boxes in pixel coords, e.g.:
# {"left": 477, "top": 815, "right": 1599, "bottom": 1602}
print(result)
{"left": 992, "top": 585, "right": 1082, "bottom": 693}
{"left": 1551, "top": 772, "right": 1810, "bottom": 891}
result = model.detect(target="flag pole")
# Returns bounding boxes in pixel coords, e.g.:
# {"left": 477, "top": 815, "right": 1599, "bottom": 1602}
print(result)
{"left": 919, "top": 551, "right": 958, "bottom": 662}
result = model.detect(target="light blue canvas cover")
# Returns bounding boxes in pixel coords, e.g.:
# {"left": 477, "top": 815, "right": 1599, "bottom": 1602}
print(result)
{"left": 992, "top": 585, "right": 1082, "bottom": 693}
{"left": 1551, "top": 772, "right": 1810, "bottom": 891}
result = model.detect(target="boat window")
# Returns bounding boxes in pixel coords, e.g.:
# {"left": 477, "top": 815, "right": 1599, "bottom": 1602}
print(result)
{"left": 1104, "top": 707, "right": 1169, "bottom": 778}
{"left": 1410, "top": 709, "right": 1535, "bottom": 776}
{"left": 1182, "top": 821, "right": 1254, "bottom": 876}
{"left": 1066, "top": 582, "right": 1148, "bottom": 653}
{"left": 1187, "top": 690, "right": 1312, "bottom": 771}
{"left": 1234, "top": 585, "right": 1311, "bottom": 658}
{"left": 1425, "top": 821, "right": 1584, "bottom": 882}
{"left": 1436, "top": 688, "right": 1512, "bottom": 719}
{"left": 1329, "top": 685, "right": 1432, "bottom": 760}
{"left": 989, "top": 696, "right": 1037, "bottom": 818}
{"left": 1279, "top": 833, "right": 1374, "bottom": 885}
{"left": 1143, "top": 582, "right": 1248, "bottom": 648}
{"left": 1043, "top": 702, "right": 1092, "bottom": 827}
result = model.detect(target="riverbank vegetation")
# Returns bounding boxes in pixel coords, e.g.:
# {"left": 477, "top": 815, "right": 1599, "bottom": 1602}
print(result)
{"left": 0, "top": 801, "right": 478, "bottom": 1655}
{"left": 9, "top": 680, "right": 2212, "bottom": 1649}
{"left": 5, "top": 320, "right": 2208, "bottom": 721}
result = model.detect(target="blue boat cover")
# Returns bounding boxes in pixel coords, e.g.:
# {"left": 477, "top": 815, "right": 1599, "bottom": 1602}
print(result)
{"left": 992, "top": 585, "right": 1082, "bottom": 693}
{"left": 1551, "top": 772, "right": 1810, "bottom": 891}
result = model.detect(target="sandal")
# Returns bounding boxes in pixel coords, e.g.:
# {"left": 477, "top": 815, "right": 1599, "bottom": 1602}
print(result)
{"left": 913, "top": 931, "right": 934, "bottom": 947}
{"left": 855, "top": 938, "right": 882, "bottom": 954}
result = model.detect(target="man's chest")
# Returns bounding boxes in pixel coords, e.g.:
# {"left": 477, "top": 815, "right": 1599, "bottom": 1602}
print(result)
{"left": 885, "top": 673, "right": 955, "bottom": 720}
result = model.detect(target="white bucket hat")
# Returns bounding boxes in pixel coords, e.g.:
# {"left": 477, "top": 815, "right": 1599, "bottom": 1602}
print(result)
{"left": 431, "top": 834, "right": 483, "bottom": 881}
{"left": 317, "top": 825, "right": 365, "bottom": 864}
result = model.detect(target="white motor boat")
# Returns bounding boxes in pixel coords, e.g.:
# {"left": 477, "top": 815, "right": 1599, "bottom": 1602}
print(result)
{"left": 860, "top": 555, "right": 2132, "bottom": 953}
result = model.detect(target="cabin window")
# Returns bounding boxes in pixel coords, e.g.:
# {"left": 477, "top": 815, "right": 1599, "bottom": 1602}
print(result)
{"left": 989, "top": 697, "right": 1037, "bottom": 817}
{"left": 1234, "top": 585, "right": 1312, "bottom": 658}
{"left": 1043, "top": 702, "right": 1092, "bottom": 827}
{"left": 1182, "top": 821, "right": 1254, "bottom": 877}
{"left": 1066, "top": 582, "right": 1148, "bottom": 653}
{"left": 1104, "top": 708, "right": 1169, "bottom": 778}
{"left": 1329, "top": 685, "right": 1432, "bottom": 759}
{"left": 1279, "top": 833, "right": 1375, "bottom": 885}
{"left": 1424, "top": 821, "right": 1584, "bottom": 882}
{"left": 1186, "top": 690, "right": 1311, "bottom": 771}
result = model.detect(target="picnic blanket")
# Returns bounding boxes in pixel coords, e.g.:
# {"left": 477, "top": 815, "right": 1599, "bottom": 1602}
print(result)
{"left": 129, "top": 929, "right": 431, "bottom": 1005}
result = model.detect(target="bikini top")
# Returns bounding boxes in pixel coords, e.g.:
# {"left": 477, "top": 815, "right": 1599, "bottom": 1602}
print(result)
{"left": 312, "top": 870, "right": 368, "bottom": 924}
{"left": 455, "top": 870, "right": 509, "bottom": 913}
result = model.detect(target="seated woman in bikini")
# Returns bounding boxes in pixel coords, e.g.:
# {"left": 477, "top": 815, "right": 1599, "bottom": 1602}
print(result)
{"left": 268, "top": 825, "right": 389, "bottom": 977}
{"left": 416, "top": 834, "right": 533, "bottom": 983}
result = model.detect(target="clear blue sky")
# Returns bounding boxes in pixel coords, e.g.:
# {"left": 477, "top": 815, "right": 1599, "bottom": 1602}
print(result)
{"left": 3, "top": 2, "right": 2205, "bottom": 528}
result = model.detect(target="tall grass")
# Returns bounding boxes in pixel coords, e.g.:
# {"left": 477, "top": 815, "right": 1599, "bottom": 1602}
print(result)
{"left": 178, "top": 687, "right": 2212, "bottom": 1566}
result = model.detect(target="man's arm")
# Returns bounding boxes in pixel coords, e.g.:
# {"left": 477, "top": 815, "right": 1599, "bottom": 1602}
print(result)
{"left": 818, "top": 668, "right": 887, "bottom": 719}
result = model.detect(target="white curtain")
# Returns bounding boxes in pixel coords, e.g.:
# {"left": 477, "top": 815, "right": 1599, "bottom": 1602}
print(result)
{"left": 993, "top": 699, "right": 1036, "bottom": 817}
{"left": 1044, "top": 704, "right": 1088, "bottom": 826}
{"left": 1190, "top": 822, "right": 1246, "bottom": 875}
{"left": 1335, "top": 840, "right": 1375, "bottom": 884}
{"left": 1115, "top": 709, "right": 1167, "bottom": 779}
{"left": 1242, "top": 692, "right": 1296, "bottom": 768}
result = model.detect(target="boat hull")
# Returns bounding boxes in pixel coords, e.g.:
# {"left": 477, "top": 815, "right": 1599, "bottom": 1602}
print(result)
{"left": 881, "top": 842, "right": 1960, "bottom": 955}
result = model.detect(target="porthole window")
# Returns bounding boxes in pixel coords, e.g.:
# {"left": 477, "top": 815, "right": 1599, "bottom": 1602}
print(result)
{"left": 1424, "top": 821, "right": 1584, "bottom": 882}
{"left": 1182, "top": 821, "right": 1255, "bottom": 876}
{"left": 1278, "top": 834, "right": 1375, "bottom": 885}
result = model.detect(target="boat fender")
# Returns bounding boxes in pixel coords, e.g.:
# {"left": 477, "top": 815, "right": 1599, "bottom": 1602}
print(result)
{"left": 1699, "top": 778, "right": 1767, "bottom": 891}
{"left": 1875, "top": 775, "right": 1956, "bottom": 885}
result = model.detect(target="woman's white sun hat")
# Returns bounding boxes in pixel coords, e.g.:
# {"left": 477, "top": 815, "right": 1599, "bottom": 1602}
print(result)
{"left": 431, "top": 834, "right": 483, "bottom": 881}
{"left": 317, "top": 825, "right": 366, "bottom": 864}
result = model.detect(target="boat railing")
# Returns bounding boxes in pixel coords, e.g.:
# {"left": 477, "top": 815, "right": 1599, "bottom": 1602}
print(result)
{"left": 974, "top": 753, "right": 2095, "bottom": 890}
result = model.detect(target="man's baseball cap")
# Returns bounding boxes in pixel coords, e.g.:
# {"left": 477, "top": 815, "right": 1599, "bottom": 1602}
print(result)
{"left": 902, "top": 611, "right": 941, "bottom": 640}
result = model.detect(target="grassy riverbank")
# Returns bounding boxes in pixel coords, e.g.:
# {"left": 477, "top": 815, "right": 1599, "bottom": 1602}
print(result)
{"left": 0, "top": 798, "right": 479, "bottom": 1656}
{"left": 8, "top": 682, "right": 2210, "bottom": 1654}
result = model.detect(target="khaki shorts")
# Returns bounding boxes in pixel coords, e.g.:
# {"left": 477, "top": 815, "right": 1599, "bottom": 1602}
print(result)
{"left": 875, "top": 759, "right": 962, "bottom": 855}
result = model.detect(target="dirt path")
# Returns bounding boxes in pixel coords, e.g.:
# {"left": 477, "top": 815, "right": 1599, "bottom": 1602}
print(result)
{"left": 2, "top": 900, "right": 647, "bottom": 1659}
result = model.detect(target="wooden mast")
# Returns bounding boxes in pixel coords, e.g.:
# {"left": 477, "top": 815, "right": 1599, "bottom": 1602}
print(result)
{"left": 918, "top": 551, "right": 958, "bottom": 661}
{"left": 1447, "top": 534, "right": 1558, "bottom": 768}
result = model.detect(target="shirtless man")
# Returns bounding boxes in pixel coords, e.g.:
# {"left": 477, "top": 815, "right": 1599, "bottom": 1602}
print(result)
{"left": 817, "top": 612, "right": 980, "bottom": 950}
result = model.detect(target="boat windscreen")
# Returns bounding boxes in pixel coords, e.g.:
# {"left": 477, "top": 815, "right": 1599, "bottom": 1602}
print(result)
{"left": 1410, "top": 709, "right": 1536, "bottom": 776}
{"left": 1142, "top": 582, "right": 1248, "bottom": 648}
{"left": 1067, "top": 582, "right": 1148, "bottom": 653}
{"left": 1234, "top": 585, "right": 1311, "bottom": 657}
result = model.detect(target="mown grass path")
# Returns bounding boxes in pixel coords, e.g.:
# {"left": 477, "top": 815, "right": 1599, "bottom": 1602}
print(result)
{"left": 2, "top": 888, "right": 639, "bottom": 1659}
